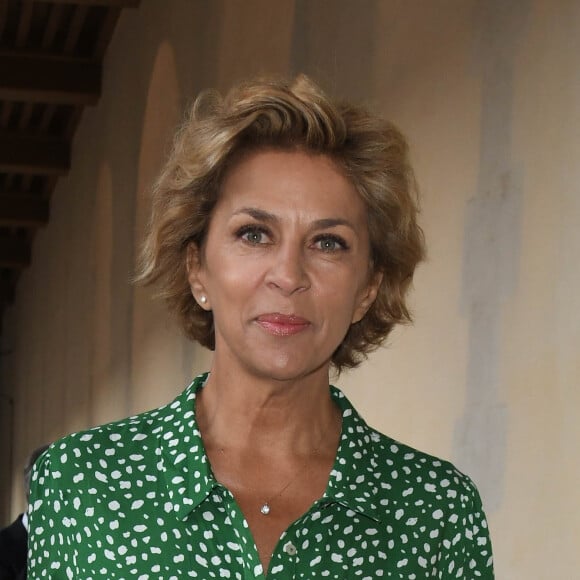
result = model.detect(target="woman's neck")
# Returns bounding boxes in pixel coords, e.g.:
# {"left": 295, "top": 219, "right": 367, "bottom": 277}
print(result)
{"left": 196, "top": 363, "right": 341, "bottom": 458}
{"left": 196, "top": 363, "right": 343, "bottom": 577}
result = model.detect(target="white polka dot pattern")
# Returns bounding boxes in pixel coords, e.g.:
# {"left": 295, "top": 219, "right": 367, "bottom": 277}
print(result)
{"left": 28, "top": 373, "right": 494, "bottom": 578}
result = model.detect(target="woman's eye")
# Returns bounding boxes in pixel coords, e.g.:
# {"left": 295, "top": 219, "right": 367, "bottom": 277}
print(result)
{"left": 237, "top": 226, "right": 270, "bottom": 245}
{"left": 313, "top": 235, "right": 348, "bottom": 252}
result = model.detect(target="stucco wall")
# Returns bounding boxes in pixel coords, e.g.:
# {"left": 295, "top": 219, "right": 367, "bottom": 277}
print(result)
{"left": 1, "top": 1, "right": 578, "bottom": 577}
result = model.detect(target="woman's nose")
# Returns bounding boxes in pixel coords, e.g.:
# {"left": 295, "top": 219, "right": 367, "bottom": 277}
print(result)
{"left": 265, "top": 243, "right": 311, "bottom": 295}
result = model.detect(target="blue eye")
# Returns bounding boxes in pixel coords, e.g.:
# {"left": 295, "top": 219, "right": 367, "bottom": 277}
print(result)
{"left": 237, "top": 225, "right": 270, "bottom": 245}
{"left": 314, "top": 235, "right": 348, "bottom": 252}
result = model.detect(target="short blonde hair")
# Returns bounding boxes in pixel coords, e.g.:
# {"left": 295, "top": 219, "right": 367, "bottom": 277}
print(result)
{"left": 136, "top": 75, "right": 425, "bottom": 371}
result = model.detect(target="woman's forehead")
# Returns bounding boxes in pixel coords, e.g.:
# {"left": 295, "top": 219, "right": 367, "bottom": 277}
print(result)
{"left": 215, "top": 149, "right": 367, "bottom": 221}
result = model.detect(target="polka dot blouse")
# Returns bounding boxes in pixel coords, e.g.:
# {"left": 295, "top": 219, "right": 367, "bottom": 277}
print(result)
{"left": 28, "top": 373, "right": 494, "bottom": 578}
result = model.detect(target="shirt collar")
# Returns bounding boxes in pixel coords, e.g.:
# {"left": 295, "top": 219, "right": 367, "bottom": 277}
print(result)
{"left": 324, "top": 386, "right": 382, "bottom": 522}
{"left": 158, "top": 374, "right": 382, "bottom": 523}
{"left": 157, "top": 373, "right": 218, "bottom": 522}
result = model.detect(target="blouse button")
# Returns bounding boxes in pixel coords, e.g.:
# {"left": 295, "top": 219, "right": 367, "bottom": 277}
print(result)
{"left": 283, "top": 541, "right": 297, "bottom": 556}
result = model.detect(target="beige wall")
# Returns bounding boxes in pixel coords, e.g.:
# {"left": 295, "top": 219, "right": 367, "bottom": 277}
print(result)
{"left": 1, "top": 1, "right": 578, "bottom": 577}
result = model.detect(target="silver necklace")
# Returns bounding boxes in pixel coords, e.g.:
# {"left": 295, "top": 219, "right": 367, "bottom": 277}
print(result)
{"left": 258, "top": 446, "right": 321, "bottom": 516}
{"left": 218, "top": 441, "right": 323, "bottom": 516}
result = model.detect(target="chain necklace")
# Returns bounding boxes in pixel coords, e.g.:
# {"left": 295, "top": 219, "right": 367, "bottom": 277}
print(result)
{"left": 258, "top": 446, "right": 321, "bottom": 515}
{"left": 218, "top": 438, "right": 324, "bottom": 516}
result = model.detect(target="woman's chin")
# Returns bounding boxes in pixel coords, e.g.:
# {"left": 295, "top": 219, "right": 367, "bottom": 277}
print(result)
{"left": 245, "top": 352, "right": 330, "bottom": 384}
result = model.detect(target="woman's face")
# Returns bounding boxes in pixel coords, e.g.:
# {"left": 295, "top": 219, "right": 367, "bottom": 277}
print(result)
{"left": 187, "top": 149, "right": 381, "bottom": 382}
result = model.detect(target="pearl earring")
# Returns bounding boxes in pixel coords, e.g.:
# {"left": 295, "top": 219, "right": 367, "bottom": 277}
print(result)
{"left": 200, "top": 295, "right": 207, "bottom": 305}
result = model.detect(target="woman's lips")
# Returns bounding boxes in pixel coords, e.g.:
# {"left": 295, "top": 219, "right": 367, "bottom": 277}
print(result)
{"left": 255, "top": 313, "right": 311, "bottom": 336}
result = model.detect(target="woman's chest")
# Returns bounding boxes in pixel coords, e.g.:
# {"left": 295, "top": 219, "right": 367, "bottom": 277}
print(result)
{"left": 61, "top": 493, "right": 447, "bottom": 579}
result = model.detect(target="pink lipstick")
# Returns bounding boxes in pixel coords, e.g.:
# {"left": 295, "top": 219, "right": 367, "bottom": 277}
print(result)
{"left": 255, "top": 313, "right": 311, "bottom": 336}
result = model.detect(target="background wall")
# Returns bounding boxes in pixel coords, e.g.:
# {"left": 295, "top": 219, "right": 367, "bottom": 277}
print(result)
{"left": 1, "top": 1, "right": 578, "bottom": 578}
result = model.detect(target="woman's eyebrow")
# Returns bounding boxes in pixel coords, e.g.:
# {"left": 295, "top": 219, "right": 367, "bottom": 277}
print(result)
{"left": 312, "top": 217, "right": 355, "bottom": 230}
{"left": 232, "top": 207, "right": 278, "bottom": 223}
{"left": 232, "top": 208, "right": 356, "bottom": 232}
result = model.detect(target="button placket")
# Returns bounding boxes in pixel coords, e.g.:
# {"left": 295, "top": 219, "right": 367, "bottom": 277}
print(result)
{"left": 267, "top": 530, "right": 299, "bottom": 578}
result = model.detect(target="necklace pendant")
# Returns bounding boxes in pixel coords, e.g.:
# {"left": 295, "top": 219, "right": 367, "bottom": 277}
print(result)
{"left": 260, "top": 503, "right": 271, "bottom": 515}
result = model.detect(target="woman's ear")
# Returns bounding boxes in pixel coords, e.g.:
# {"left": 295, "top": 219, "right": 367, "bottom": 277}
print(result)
{"left": 186, "top": 243, "right": 211, "bottom": 310}
{"left": 351, "top": 270, "right": 383, "bottom": 324}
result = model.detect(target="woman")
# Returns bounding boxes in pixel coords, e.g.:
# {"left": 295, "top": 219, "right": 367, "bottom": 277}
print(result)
{"left": 28, "top": 76, "right": 494, "bottom": 578}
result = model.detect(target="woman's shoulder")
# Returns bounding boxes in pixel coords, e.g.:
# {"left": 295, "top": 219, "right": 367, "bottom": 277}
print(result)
{"left": 54, "top": 402, "right": 167, "bottom": 453}
{"left": 331, "top": 386, "right": 481, "bottom": 505}
{"left": 331, "top": 387, "right": 479, "bottom": 501}
{"left": 34, "top": 409, "right": 162, "bottom": 494}
{"left": 36, "top": 379, "right": 201, "bottom": 485}
{"left": 367, "top": 427, "right": 483, "bottom": 509}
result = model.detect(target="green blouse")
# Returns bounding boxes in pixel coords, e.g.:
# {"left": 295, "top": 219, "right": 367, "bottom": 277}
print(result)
{"left": 29, "top": 373, "right": 494, "bottom": 579}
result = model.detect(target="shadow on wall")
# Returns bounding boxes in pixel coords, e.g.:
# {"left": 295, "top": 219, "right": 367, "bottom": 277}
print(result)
{"left": 90, "top": 161, "right": 131, "bottom": 426}
{"left": 131, "top": 40, "right": 197, "bottom": 416}
{"left": 454, "top": 0, "right": 531, "bottom": 513}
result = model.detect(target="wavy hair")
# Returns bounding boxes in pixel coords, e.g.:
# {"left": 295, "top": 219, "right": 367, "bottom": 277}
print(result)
{"left": 136, "top": 75, "right": 425, "bottom": 371}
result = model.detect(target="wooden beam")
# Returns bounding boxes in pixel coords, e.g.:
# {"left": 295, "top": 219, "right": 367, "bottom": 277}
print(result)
{"left": 0, "top": 195, "right": 49, "bottom": 227}
{"left": 0, "top": 53, "right": 101, "bottom": 105}
{"left": 33, "top": 0, "right": 140, "bottom": 7}
{"left": 93, "top": 7, "right": 121, "bottom": 58}
{"left": 0, "top": 236, "right": 31, "bottom": 269}
{"left": 16, "top": 2, "right": 34, "bottom": 49}
{"left": 0, "top": 3, "right": 8, "bottom": 42}
{"left": 0, "top": 134, "right": 70, "bottom": 175}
